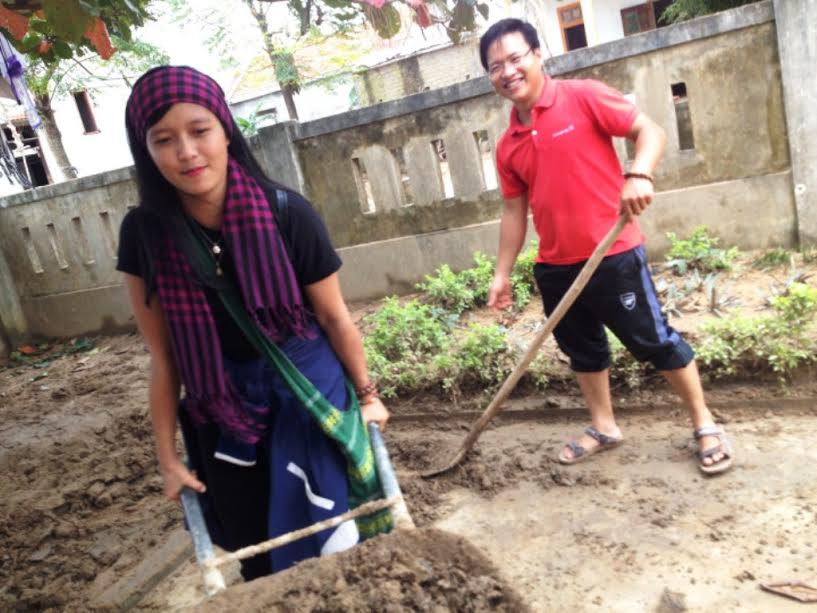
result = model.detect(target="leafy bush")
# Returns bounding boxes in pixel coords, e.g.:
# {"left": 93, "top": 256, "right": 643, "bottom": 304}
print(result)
{"left": 695, "top": 282, "right": 817, "bottom": 380}
{"left": 416, "top": 264, "right": 475, "bottom": 314}
{"left": 417, "top": 247, "right": 538, "bottom": 314}
{"left": 460, "top": 252, "right": 495, "bottom": 307}
{"left": 439, "top": 323, "right": 513, "bottom": 390}
{"left": 607, "top": 329, "right": 647, "bottom": 389}
{"left": 665, "top": 226, "right": 739, "bottom": 274}
{"left": 363, "top": 298, "right": 452, "bottom": 397}
{"left": 510, "top": 243, "right": 538, "bottom": 309}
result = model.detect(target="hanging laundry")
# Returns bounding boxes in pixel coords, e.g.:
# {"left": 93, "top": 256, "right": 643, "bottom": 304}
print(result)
{"left": 0, "top": 33, "right": 41, "bottom": 130}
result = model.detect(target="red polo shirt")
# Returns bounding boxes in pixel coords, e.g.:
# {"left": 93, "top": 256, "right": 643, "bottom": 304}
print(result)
{"left": 496, "top": 77, "right": 644, "bottom": 265}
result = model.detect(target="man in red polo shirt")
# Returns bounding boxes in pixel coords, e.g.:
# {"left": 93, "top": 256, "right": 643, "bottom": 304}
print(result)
{"left": 481, "top": 18, "right": 732, "bottom": 475}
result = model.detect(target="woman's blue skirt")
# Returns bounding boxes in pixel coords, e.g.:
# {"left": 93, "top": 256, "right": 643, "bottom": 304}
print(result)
{"left": 179, "top": 328, "right": 357, "bottom": 579}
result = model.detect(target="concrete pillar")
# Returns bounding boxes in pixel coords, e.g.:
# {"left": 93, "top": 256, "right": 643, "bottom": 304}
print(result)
{"left": 773, "top": 0, "right": 817, "bottom": 245}
{"left": 404, "top": 138, "right": 444, "bottom": 206}
{"left": 358, "top": 145, "right": 405, "bottom": 211}
{"left": 443, "top": 127, "right": 485, "bottom": 200}
{"left": 253, "top": 121, "right": 305, "bottom": 193}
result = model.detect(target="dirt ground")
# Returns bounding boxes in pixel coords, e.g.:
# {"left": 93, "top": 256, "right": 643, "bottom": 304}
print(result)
{"left": 1, "top": 252, "right": 816, "bottom": 612}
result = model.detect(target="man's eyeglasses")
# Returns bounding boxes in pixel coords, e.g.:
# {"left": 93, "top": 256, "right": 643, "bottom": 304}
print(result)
{"left": 488, "top": 48, "right": 534, "bottom": 77}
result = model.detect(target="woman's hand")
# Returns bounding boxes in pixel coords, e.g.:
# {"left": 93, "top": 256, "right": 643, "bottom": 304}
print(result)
{"left": 160, "top": 456, "right": 206, "bottom": 502}
{"left": 360, "top": 396, "right": 390, "bottom": 432}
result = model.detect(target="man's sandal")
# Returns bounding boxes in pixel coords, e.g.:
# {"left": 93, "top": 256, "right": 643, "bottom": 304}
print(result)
{"left": 694, "top": 425, "right": 733, "bottom": 475}
{"left": 558, "top": 426, "right": 624, "bottom": 465}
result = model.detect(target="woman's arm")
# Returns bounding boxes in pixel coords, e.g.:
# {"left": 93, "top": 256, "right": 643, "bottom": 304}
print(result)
{"left": 124, "top": 273, "right": 206, "bottom": 500}
{"left": 305, "top": 273, "right": 389, "bottom": 430}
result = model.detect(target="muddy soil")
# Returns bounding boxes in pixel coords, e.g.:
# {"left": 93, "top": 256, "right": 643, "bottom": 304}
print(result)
{"left": 198, "top": 528, "right": 528, "bottom": 612}
{"left": 1, "top": 251, "right": 815, "bottom": 611}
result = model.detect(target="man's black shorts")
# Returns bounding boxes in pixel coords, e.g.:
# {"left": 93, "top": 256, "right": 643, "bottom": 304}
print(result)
{"left": 534, "top": 245, "right": 694, "bottom": 372}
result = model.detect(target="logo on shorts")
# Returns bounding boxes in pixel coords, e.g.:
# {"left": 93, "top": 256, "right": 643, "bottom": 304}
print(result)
{"left": 620, "top": 292, "right": 637, "bottom": 310}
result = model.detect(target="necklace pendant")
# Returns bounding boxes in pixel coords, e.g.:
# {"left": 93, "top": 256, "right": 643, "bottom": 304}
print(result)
{"left": 216, "top": 264, "right": 223, "bottom": 277}
{"left": 212, "top": 244, "right": 222, "bottom": 255}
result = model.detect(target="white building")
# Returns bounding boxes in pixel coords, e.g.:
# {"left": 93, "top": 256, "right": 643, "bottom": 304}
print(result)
{"left": 532, "top": 0, "right": 673, "bottom": 57}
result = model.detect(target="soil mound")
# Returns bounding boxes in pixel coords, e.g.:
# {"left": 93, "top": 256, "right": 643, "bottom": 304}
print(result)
{"left": 197, "top": 528, "right": 528, "bottom": 612}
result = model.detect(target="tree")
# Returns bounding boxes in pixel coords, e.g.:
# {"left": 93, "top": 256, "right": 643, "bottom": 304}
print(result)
{"left": 661, "top": 0, "right": 760, "bottom": 23}
{"left": 0, "top": 1, "right": 157, "bottom": 181}
{"left": 25, "top": 35, "right": 168, "bottom": 179}
{"left": 0, "top": 0, "right": 151, "bottom": 62}
{"left": 167, "top": 0, "right": 488, "bottom": 121}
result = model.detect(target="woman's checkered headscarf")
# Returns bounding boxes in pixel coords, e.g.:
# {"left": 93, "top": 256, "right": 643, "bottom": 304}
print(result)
{"left": 125, "top": 66, "right": 313, "bottom": 443}
{"left": 126, "top": 65, "right": 234, "bottom": 145}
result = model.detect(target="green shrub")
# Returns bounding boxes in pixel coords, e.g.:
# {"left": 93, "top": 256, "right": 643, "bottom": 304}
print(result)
{"left": 416, "top": 264, "right": 475, "bottom": 313}
{"left": 363, "top": 298, "right": 452, "bottom": 397}
{"left": 511, "top": 242, "right": 538, "bottom": 308}
{"left": 607, "top": 329, "right": 647, "bottom": 389}
{"left": 444, "top": 322, "right": 513, "bottom": 388}
{"left": 460, "top": 252, "right": 495, "bottom": 306}
{"left": 418, "top": 247, "right": 538, "bottom": 314}
{"left": 770, "top": 282, "right": 817, "bottom": 332}
{"left": 665, "top": 226, "right": 739, "bottom": 274}
{"left": 695, "top": 283, "right": 817, "bottom": 380}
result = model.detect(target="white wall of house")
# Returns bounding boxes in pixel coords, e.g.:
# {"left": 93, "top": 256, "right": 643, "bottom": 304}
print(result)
{"left": 49, "top": 84, "right": 133, "bottom": 179}
{"left": 230, "top": 76, "right": 355, "bottom": 125}
{"left": 515, "top": 0, "right": 649, "bottom": 57}
{"left": 587, "top": 0, "right": 653, "bottom": 45}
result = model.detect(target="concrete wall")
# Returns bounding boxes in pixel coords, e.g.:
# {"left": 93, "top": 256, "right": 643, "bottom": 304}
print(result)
{"left": 355, "top": 41, "right": 484, "bottom": 106}
{"left": 0, "top": 168, "right": 136, "bottom": 341}
{"left": 773, "top": 0, "right": 817, "bottom": 245}
{"left": 288, "top": 2, "right": 791, "bottom": 249}
{"left": 0, "top": 1, "right": 810, "bottom": 343}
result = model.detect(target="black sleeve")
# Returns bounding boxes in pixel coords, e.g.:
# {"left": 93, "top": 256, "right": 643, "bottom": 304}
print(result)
{"left": 116, "top": 207, "right": 144, "bottom": 277}
{"left": 277, "top": 190, "right": 342, "bottom": 286}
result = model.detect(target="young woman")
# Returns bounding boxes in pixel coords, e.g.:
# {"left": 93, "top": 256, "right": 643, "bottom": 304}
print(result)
{"left": 118, "top": 66, "right": 390, "bottom": 580}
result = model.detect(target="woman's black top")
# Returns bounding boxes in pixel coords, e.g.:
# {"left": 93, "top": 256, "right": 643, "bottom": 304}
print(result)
{"left": 116, "top": 190, "right": 341, "bottom": 361}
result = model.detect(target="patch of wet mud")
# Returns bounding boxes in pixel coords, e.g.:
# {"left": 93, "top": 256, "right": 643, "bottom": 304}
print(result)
{"left": 198, "top": 528, "right": 528, "bottom": 612}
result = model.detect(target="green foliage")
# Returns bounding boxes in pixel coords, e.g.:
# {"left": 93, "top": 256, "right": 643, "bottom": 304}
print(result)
{"left": 272, "top": 50, "right": 301, "bottom": 90}
{"left": 363, "top": 3, "right": 401, "bottom": 39}
{"left": 363, "top": 298, "right": 452, "bottom": 397}
{"left": 752, "top": 247, "right": 792, "bottom": 270}
{"left": 236, "top": 105, "right": 262, "bottom": 137}
{"left": 660, "top": 0, "right": 759, "bottom": 24}
{"left": 5, "top": 0, "right": 151, "bottom": 64}
{"left": 416, "top": 264, "right": 476, "bottom": 314}
{"left": 607, "top": 329, "right": 647, "bottom": 389}
{"left": 665, "top": 226, "right": 739, "bottom": 274}
{"left": 439, "top": 323, "right": 512, "bottom": 390}
{"left": 25, "top": 33, "right": 169, "bottom": 101}
{"left": 417, "top": 247, "right": 538, "bottom": 315}
{"left": 511, "top": 243, "right": 538, "bottom": 309}
{"left": 526, "top": 353, "right": 557, "bottom": 390}
{"left": 695, "top": 283, "right": 817, "bottom": 380}
{"left": 770, "top": 282, "right": 817, "bottom": 332}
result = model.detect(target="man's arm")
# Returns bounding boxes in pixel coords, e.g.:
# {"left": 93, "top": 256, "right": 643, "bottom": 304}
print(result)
{"left": 487, "top": 194, "right": 528, "bottom": 310}
{"left": 620, "top": 112, "right": 666, "bottom": 217}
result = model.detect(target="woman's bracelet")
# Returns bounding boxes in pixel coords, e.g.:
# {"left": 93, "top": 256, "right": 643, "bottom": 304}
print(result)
{"left": 623, "top": 171, "right": 654, "bottom": 184}
{"left": 355, "top": 381, "right": 379, "bottom": 400}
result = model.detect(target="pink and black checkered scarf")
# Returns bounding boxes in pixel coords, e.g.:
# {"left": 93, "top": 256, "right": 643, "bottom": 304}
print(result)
{"left": 126, "top": 66, "right": 312, "bottom": 442}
